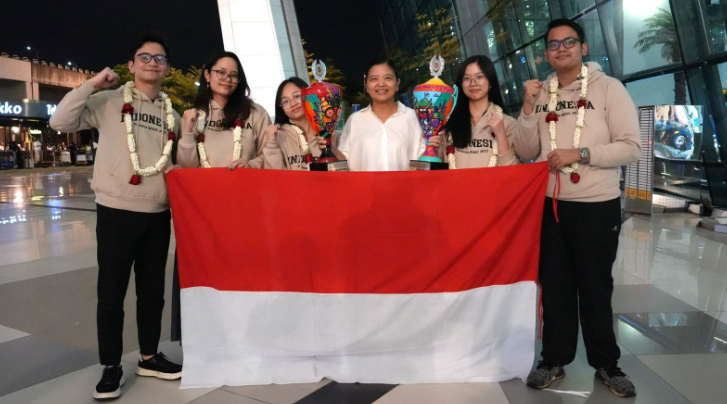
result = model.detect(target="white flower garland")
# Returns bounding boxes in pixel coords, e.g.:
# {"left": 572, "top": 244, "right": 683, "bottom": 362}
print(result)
{"left": 289, "top": 123, "right": 312, "bottom": 170}
{"left": 547, "top": 64, "right": 588, "bottom": 177}
{"left": 194, "top": 109, "right": 242, "bottom": 168}
{"left": 447, "top": 104, "right": 503, "bottom": 169}
{"left": 123, "top": 82, "right": 174, "bottom": 182}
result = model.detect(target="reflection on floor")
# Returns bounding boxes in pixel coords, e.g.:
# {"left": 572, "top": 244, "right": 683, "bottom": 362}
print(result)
{"left": 0, "top": 171, "right": 725, "bottom": 404}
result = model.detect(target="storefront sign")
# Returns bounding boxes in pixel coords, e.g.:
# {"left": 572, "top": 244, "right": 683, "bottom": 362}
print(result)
{"left": 0, "top": 101, "right": 58, "bottom": 119}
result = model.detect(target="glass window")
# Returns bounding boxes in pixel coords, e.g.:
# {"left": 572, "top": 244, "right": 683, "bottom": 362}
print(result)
{"left": 556, "top": 0, "right": 596, "bottom": 19}
{"left": 488, "top": 1, "right": 524, "bottom": 57}
{"left": 577, "top": 8, "right": 611, "bottom": 75}
{"left": 599, "top": 0, "right": 682, "bottom": 77}
{"left": 483, "top": 19, "right": 500, "bottom": 61}
{"left": 500, "top": 53, "right": 530, "bottom": 111}
{"left": 514, "top": 0, "right": 552, "bottom": 43}
{"left": 523, "top": 40, "right": 553, "bottom": 80}
{"left": 625, "top": 73, "right": 691, "bottom": 107}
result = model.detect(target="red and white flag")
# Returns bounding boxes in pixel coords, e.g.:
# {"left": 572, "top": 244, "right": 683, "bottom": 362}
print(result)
{"left": 168, "top": 162, "right": 549, "bottom": 388}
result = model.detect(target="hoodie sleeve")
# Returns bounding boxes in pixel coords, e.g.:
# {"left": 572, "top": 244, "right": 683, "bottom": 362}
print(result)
{"left": 246, "top": 105, "right": 273, "bottom": 169}
{"left": 511, "top": 86, "right": 546, "bottom": 161}
{"left": 497, "top": 115, "right": 520, "bottom": 166}
{"left": 587, "top": 80, "right": 642, "bottom": 168}
{"left": 50, "top": 81, "right": 103, "bottom": 133}
{"left": 176, "top": 130, "right": 199, "bottom": 168}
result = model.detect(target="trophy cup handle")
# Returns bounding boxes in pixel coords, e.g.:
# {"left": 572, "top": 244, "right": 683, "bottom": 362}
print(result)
{"left": 445, "top": 85, "right": 459, "bottom": 123}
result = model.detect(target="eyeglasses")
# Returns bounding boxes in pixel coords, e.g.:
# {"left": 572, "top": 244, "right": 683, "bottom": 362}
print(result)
{"left": 211, "top": 69, "right": 241, "bottom": 84}
{"left": 462, "top": 74, "right": 487, "bottom": 85}
{"left": 136, "top": 53, "right": 167, "bottom": 65}
{"left": 546, "top": 37, "right": 581, "bottom": 51}
{"left": 280, "top": 92, "right": 302, "bottom": 109}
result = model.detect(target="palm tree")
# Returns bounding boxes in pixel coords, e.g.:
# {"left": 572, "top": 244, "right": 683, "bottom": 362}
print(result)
{"left": 635, "top": 8, "right": 686, "bottom": 104}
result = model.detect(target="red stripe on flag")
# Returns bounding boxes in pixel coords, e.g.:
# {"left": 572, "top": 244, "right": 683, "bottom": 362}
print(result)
{"left": 168, "top": 162, "right": 549, "bottom": 294}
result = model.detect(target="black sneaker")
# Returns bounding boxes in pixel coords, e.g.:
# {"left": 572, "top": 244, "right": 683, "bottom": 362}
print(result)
{"left": 595, "top": 366, "right": 636, "bottom": 397}
{"left": 136, "top": 352, "right": 182, "bottom": 380}
{"left": 526, "top": 360, "right": 565, "bottom": 389}
{"left": 93, "top": 365, "right": 124, "bottom": 401}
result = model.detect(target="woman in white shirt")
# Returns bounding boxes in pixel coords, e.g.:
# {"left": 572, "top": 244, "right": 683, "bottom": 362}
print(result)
{"left": 338, "top": 57, "right": 440, "bottom": 171}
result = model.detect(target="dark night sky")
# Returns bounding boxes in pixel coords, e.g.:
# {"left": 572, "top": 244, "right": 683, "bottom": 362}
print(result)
{"left": 0, "top": 0, "right": 384, "bottom": 90}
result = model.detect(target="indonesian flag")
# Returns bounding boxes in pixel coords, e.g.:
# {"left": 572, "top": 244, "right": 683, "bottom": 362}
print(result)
{"left": 167, "top": 162, "right": 549, "bottom": 388}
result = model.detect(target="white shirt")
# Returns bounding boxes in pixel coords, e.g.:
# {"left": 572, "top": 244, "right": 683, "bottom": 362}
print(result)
{"left": 339, "top": 102, "right": 425, "bottom": 171}
{"left": 34, "top": 141, "right": 42, "bottom": 151}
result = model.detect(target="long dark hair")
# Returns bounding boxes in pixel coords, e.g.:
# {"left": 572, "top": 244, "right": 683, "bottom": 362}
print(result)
{"left": 274, "top": 77, "right": 309, "bottom": 126}
{"left": 444, "top": 55, "right": 505, "bottom": 149}
{"left": 194, "top": 51, "right": 252, "bottom": 130}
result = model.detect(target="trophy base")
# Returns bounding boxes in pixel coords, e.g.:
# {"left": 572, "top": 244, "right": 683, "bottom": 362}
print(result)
{"left": 409, "top": 160, "right": 449, "bottom": 171}
{"left": 310, "top": 161, "right": 349, "bottom": 172}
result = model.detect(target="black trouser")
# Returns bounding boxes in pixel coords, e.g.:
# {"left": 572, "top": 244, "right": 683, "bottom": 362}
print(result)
{"left": 171, "top": 252, "right": 181, "bottom": 343}
{"left": 96, "top": 204, "right": 171, "bottom": 366}
{"left": 539, "top": 197, "right": 621, "bottom": 369}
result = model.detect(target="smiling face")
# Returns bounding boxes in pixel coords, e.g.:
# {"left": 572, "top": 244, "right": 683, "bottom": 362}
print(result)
{"left": 128, "top": 42, "right": 169, "bottom": 86}
{"left": 461, "top": 62, "right": 490, "bottom": 103}
{"left": 280, "top": 82, "right": 305, "bottom": 121}
{"left": 203, "top": 57, "right": 240, "bottom": 100}
{"left": 365, "top": 63, "right": 400, "bottom": 104}
{"left": 545, "top": 26, "right": 588, "bottom": 72}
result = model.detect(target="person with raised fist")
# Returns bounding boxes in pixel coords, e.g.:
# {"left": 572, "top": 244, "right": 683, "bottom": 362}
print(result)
{"left": 50, "top": 32, "right": 182, "bottom": 401}
{"left": 513, "top": 19, "right": 641, "bottom": 398}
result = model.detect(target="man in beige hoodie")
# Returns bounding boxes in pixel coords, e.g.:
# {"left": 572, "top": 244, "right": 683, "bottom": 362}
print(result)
{"left": 50, "top": 33, "right": 182, "bottom": 401}
{"left": 515, "top": 19, "right": 641, "bottom": 398}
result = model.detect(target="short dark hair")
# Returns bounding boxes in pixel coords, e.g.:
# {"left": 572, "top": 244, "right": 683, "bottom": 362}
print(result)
{"left": 274, "top": 77, "right": 309, "bottom": 126}
{"left": 129, "top": 32, "right": 171, "bottom": 62}
{"left": 364, "top": 56, "right": 399, "bottom": 82}
{"left": 544, "top": 18, "right": 585, "bottom": 45}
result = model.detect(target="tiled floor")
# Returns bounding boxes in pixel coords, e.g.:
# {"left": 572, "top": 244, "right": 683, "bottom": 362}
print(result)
{"left": 0, "top": 171, "right": 726, "bottom": 403}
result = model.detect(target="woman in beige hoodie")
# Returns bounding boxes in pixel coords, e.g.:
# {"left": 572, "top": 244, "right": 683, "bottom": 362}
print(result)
{"left": 262, "top": 77, "right": 327, "bottom": 170}
{"left": 439, "top": 55, "right": 520, "bottom": 168}
{"left": 176, "top": 51, "right": 273, "bottom": 170}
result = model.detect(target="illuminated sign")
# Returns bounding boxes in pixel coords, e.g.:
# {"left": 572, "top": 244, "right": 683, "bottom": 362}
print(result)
{"left": 0, "top": 101, "right": 58, "bottom": 118}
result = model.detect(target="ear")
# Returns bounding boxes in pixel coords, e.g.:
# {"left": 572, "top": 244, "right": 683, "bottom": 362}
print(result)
{"left": 581, "top": 43, "right": 589, "bottom": 57}
{"left": 204, "top": 70, "right": 212, "bottom": 84}
{"left": 128, "top": 60, "right": 135, "bottom": 75}
{"left": 396, "top": 78, "right": 401, "bottom": 91}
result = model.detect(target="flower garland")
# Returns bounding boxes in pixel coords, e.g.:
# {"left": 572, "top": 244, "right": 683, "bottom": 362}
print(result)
{"left": 123, "top": 82, "right": 175, "bottom": 185}
{"left": 446, "top": 105, "right": 503, "bottom": 169}
{"left": 546, "top": 64, "right": 588, "bottom": 183}
{"left": 195, "top": 109, "right": 242, "bottom": 168}
{"left": 289, "top": 122, "right": 314, "bottom": 170}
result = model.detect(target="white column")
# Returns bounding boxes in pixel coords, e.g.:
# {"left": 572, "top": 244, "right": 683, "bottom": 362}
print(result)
{"left": 217, "top": 0, "right": 287, "bottom": 117}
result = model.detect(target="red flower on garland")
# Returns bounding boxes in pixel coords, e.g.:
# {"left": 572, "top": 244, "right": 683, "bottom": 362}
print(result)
{"left": 446, "top": 145, "right": 455, "bottom": 155}
{"left": 129, "top": 174, "right": 141, "bottom": 185}
{"left": 121, "top": 103, "right": 134, "bottom": 114}
{"left": 234, "top": 119, "right": 243, "bottom": 128}
{"left": 570, "top": 172, "right": 581, "bottom": 183}
{"left": 167, "top": 132, "right": 176, "bottom": 141}
{"left": 197, "top": 134, "right": 205, "bottom": 142}
{"left": 304, "top": 153, "right": 313, "bottom": 164}
{"left": 577, "top": 99, "right": 588, "bottom": 109}
{"left": 545, "top": 113, "right": 559, "bottom": 123}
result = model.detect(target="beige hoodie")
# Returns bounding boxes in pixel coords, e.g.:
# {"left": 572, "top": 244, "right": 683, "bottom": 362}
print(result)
{"left": 50, "top": 81, "right": 181, "bottom": 213}
{"left": 439, "top": 103, "right": 520, "bottom": 168}
{"left": 263, "top": 123, "right": 322, "bottom": 170}
{"left": 516, "top": 62, "right": 642, "bottom": 202}
{"left": 177, "top": 100, "right": 272, "bottom": 168}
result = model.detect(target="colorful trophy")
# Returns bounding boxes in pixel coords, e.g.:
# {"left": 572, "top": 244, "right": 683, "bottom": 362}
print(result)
{"left": 409, "top": 55, "right": 458, "bottom": 171}
{"left": 302, "top": 60, "right": 348, "bottom": 172}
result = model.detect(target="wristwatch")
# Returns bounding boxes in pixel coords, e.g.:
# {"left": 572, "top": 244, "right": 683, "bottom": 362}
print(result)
{"left": 579, "top": 147, "right": 590, "bottom": 164}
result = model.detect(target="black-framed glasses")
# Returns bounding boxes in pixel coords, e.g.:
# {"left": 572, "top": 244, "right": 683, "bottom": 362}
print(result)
{"left": 136, "top": 53, "right": 167, "bottom": 65}
{"left": 211, "top": 69, "right": 241, "bottom": 84}
{"left": 280, "top": 92, "right": 302, "bottom": 109}
{"left": 546, "top": 37, "right": 581, "bottom": 51}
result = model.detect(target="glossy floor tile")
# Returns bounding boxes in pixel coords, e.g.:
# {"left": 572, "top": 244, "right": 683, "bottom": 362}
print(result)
{"left": 0, "top": 171, "right": 725, "bottom": 403}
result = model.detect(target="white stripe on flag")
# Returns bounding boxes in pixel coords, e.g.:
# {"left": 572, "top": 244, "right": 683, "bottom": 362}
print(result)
{"left": 180, "top": 282, "right": 536, "bottom": 388}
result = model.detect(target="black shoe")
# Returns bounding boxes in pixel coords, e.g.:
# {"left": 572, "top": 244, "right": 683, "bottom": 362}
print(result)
{"left": 595, "top": 366, "right": 636, "bottom": 397}
{"left": 136, "top": 352, "right": 182, "bottom": 380}
{"left": 526, "top": 360, "right": 565, "bottom": 389}
{"left": 93, "top": 365, "right": 124, "bottom": 401}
